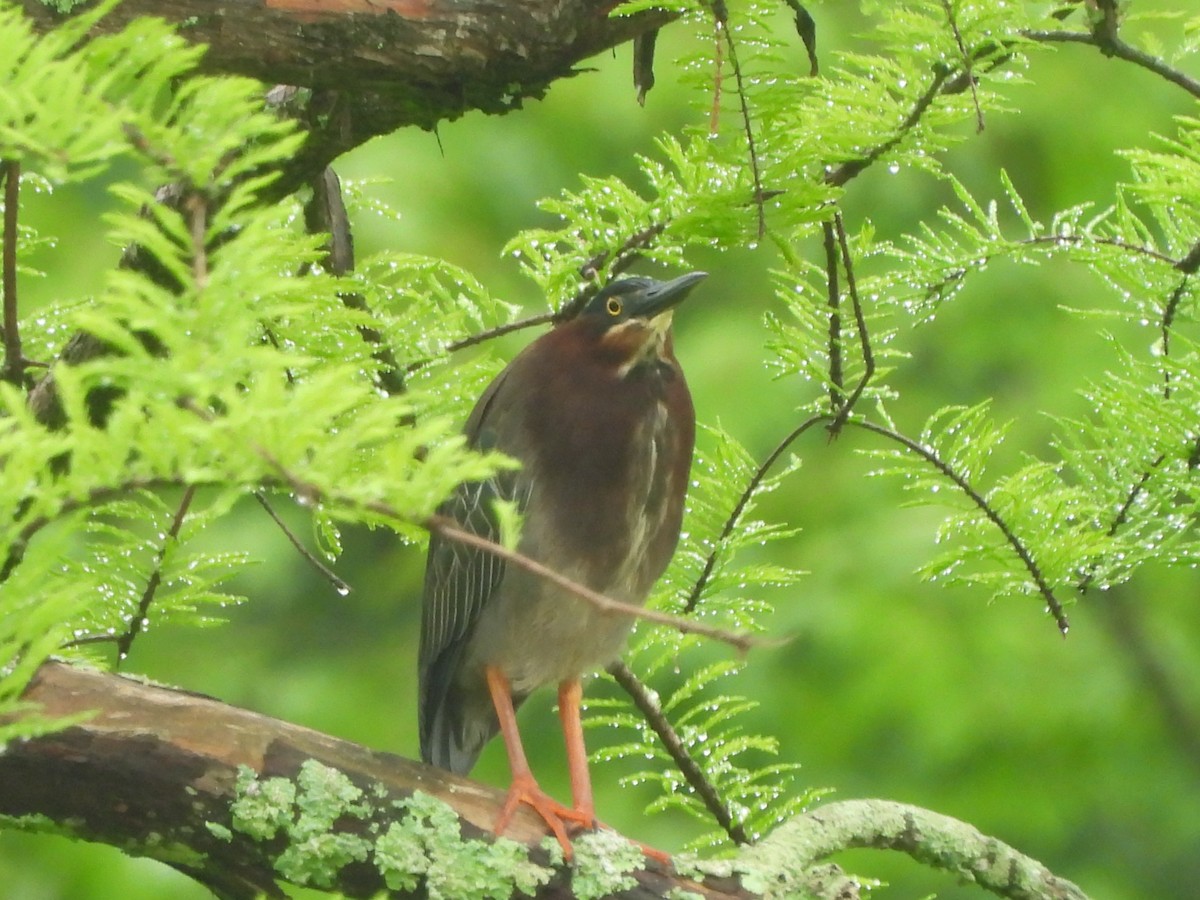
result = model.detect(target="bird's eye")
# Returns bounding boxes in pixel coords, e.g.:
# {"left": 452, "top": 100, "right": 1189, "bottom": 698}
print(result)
{"left": 606, "top": 297, "right": 623, "bottom": 317}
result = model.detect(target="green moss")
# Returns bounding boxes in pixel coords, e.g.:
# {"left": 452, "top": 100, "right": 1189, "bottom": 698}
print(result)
{"left": 229, "top": 764, "right": 297, "bottom": 842}
{"left": 275, "top": 831, "right": 372, "bottom": 888}
{"left": 222, "top": 762, "right": 554, "bottom": 896}
{"left": 568, "top": 830, "right": 645, "bottom": 900}
{"left": 376, "top": 792, "right": 553, "bottom": 900}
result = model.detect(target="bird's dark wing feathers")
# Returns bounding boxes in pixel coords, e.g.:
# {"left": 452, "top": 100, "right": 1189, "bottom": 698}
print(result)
{"left": 418, "top": 363, "right": 530, "bottom": 768}
{"left": 419, "top": 474, "right": 510, "bottom": 677}
{"left": 418, "top": 364, "right": 520, "bottom": 679}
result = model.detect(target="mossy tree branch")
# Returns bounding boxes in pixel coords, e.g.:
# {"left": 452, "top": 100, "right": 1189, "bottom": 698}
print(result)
{"left": 1, "top": 662, "right": 1089, "bottom": 900}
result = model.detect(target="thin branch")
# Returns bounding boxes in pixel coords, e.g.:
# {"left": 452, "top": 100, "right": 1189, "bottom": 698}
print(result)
{"left": 1, "top": 159, "right": 26, "bottom": 388}
{"left": 401, "top": 313, "right": 555, "bottom": 378}
{"left": 255, "top": 492, "right": 351, "bottom": 597}
{"left": 711, "top": 1, "right": 767, "bottom": 239}
{"left": 683, "top": 415, "right": 827, "bottom": 613}
{"left": 114, "top": 486, "right": 197, "bottom": 666}
{"left": 825, "top": 66, "right": 952, "bottom": 188}
{"left": 427, "top": 515, "right": 760, "bottom": 654}
{"left": 606, "top": 660, "right": 750, "bottom": 846}
{"left": 406, "top": 220, "right": 670, "bottom": 377}
{"left": 822, "top": 221, "right": 842, "bottom": 412}
{"left": 1020, "top": 29, "right": 1200, "bottom": 101}
{"left": 681, "top": 208, "right": 876, "bottom": 611}
{"left": 826, "top": 212, "right": 874, "bottom": 436}
{"left": 1021, "top": 233, "right": 1181, "bottom": 267}
{"left": 940, "top": 0, "right": 984, "bottom": 133}
{"left": 848, "top": 418, "right": 1070, "bottom": 634}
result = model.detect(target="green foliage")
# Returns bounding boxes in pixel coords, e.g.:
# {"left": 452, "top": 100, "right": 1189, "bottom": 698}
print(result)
{"left": 0, "top": 5, "right": 513, "bottom": 742}
{"left": 3, "top": 0, "right": 1200, "bottom": 897}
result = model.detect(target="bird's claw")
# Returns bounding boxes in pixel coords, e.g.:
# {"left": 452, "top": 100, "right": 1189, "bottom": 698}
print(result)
{"left": 494, "top": 775, "right": 595, "bottom": 860}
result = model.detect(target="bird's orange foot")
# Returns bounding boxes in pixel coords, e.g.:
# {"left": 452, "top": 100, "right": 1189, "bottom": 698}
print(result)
{"left": 494, "top": 774, "right": 595, "bottom": 860}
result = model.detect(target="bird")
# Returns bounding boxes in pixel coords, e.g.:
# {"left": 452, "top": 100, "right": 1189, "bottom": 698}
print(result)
{"left": 418, "top": 271, "right": 705, "bottom": 857}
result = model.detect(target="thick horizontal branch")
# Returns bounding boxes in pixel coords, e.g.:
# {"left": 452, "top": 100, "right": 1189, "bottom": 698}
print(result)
{"left": 19, "top": 0, "right": 676, "bottom": 167}
{"left": 0, "top": 661, "right": 744, "bottom": 900}
{"left": 1, "top": 662, "right": 1088, "bottom": 900}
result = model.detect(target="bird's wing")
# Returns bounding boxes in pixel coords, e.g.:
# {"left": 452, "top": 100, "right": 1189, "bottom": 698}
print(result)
{"left": 417, "top": 363, "right": 531, "bottom": 768}
{"left": 418, "top": 363, "right": 519, "bottom": 674}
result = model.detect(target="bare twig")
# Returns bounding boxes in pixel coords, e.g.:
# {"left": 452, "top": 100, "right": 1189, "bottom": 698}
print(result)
{"left": 255, "top": 492, "right": 351, "bottom": 597}
{"left": 1019, "top": 28, "right": 1200, "bottom": 100}
{"left": 822, "top": 221, "right": 842, "bottom": 412}
{"left": 606, "top": 660, "right": 751, "bottom": 845}
{"left": 185, "top": 191, "right": 209, "bottom": 290}
{"left": 305, "top": 167, "right": 407, "bottom": 398}
{"left": 427, "top": 515, "right": 760, "bottom": 653}
{"left": 633, "top": 27, "right": 658, "bottom": 106}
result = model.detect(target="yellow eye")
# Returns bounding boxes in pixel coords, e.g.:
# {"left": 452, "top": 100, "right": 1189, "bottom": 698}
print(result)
{"left": 606, "top": 297, "right": 623, "bottom": 316}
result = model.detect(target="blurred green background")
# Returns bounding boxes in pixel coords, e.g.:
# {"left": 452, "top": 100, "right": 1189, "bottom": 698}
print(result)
{"left": 3, "top": 4, "right": 1198, "bottom": 899}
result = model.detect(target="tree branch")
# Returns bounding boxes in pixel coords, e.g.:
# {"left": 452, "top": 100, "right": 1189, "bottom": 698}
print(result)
{"left": 1, "top": 661, "right": 1089, "bottom": 900}
{"left": 18, "top": 0, "right": 678, "bottom": 178}
{"left": 1, "top": 661, "right": 743, "bottom": 900}
{"left": 755, "top": 798, "right": 1089, "bottom": 900}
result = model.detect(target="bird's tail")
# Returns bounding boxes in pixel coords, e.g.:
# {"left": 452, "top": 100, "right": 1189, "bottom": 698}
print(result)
{"left": 419, "top": 681, "right": 501, "bottom": 775}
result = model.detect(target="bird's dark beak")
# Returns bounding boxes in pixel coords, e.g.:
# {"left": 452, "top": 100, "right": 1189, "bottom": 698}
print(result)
{"left": 631, "top": 271, "right": 708, "bottom": 320}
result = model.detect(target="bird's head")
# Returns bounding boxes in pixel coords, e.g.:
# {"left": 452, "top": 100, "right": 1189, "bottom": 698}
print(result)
{"left": 577, "top": 272, "right": 707, "bottom": 376}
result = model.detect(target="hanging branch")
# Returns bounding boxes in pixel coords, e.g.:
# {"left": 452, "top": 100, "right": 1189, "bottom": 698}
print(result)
{"left": 848, "top": 418, "right": 1069, "bottom": 634}
{"left": 826, "top": 213, "right": 875, "bottom": 435}
{"left": 0, "top": 158, "right": 30, "bottom": 388}
{"left": 606, "top": 660, "right": 751, "bottom": 846}
{"left": 254, "top": 492, "right": 352, "bottom": 597}
{"left": 710, "top": 1, "right": 768, "bottom": 239}
{"left": 822, "top": 221, "right": 843, "bottom": 411}
{"left": 940, "top": 0, "right": 984, "bottom": 133}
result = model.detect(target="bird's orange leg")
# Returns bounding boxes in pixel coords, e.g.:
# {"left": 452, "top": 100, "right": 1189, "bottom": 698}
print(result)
{"left": 557, "top": 678, "right": 595, "bottom": 825}
{"left": 558, "top": 677, "right": 672, "bottom": 866}
{"left": 486, "top": 666, "right": 590, "bottom": 858}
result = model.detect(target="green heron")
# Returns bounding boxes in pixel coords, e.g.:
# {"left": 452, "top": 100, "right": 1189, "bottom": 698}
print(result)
{"left": 418, "top": 271, "right": 705, "bottom": 856}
